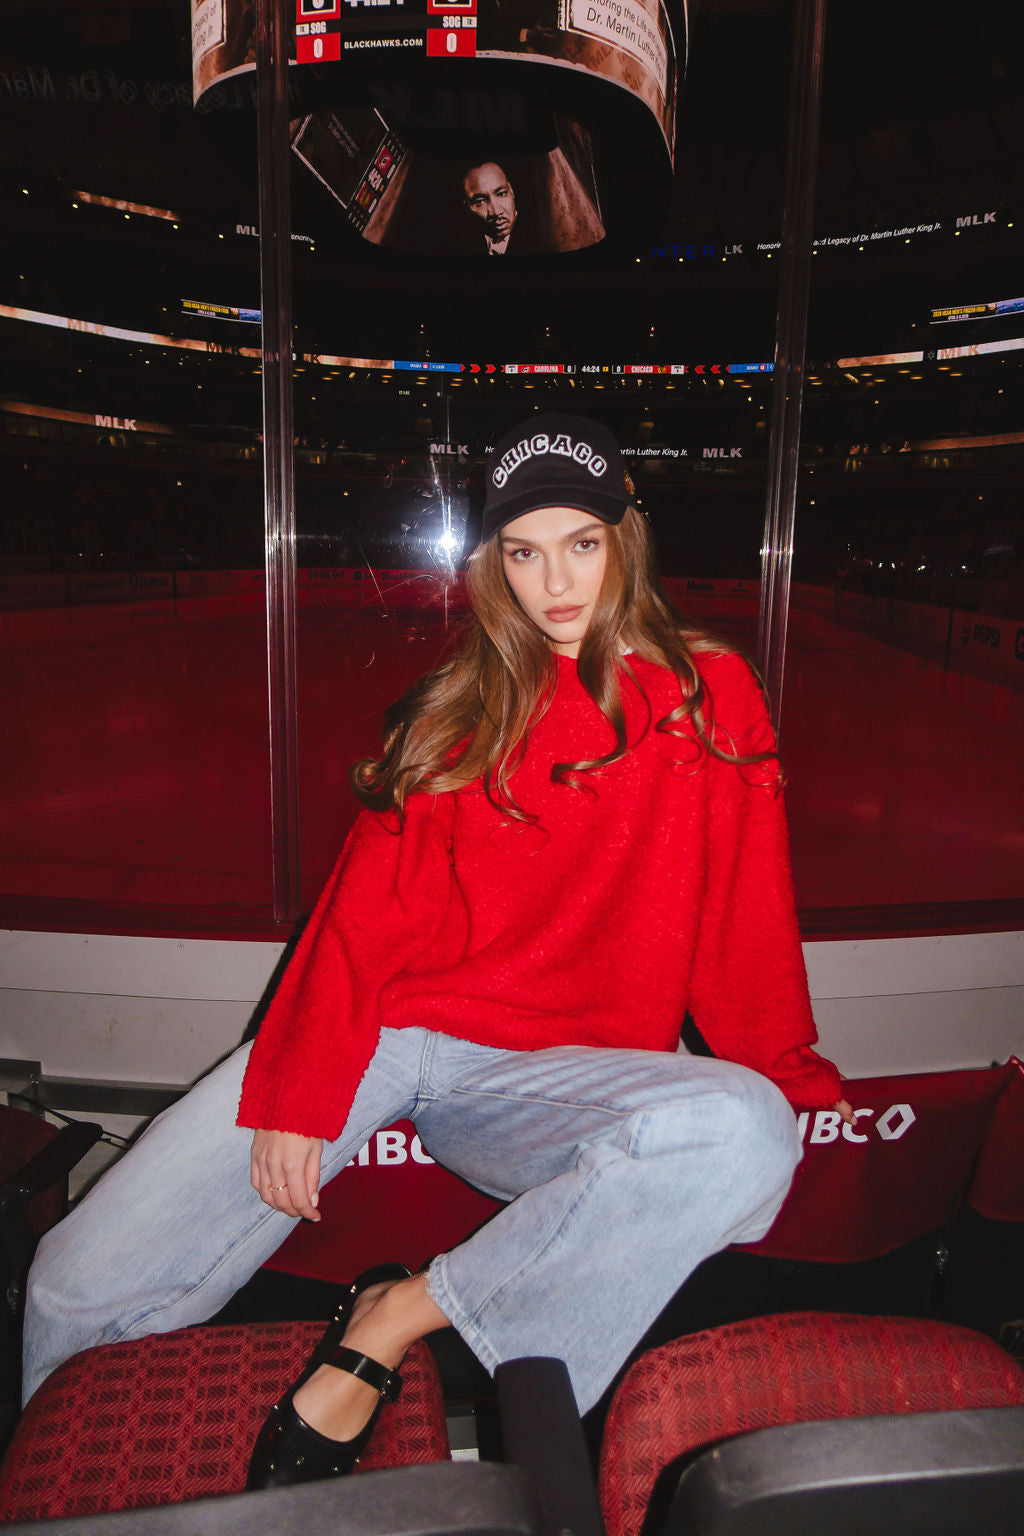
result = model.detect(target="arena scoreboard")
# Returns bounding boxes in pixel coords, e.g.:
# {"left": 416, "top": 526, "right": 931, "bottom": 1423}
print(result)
{"left": 295, "top": 0, "right": 342, "bottom": 64}
{"left": 294, "top": 0, "right": 478, "bottom": 60}
{"left": 426, "top": 0, "right": 478, "bottom": 58}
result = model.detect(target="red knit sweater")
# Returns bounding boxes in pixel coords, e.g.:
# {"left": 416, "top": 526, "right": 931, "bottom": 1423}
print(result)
{"left": 238, "top": 650, "right": 842, "bottom": 1138}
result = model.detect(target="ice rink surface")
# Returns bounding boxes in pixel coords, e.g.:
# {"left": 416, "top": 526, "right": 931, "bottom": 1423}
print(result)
{"left": 2, "top": 592, "right": 1021, "bottom": 930}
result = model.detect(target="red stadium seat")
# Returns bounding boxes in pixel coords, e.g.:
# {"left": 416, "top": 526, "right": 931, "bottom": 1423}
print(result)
{"left": 0, "top": 1105, "right": 102, "bottom": 1444}
{"left": 598, "top": 1312, "right": 1024, "bottom": 1536}
{"left": 264, "top": 1118, "right": 502, "bottom": 1284}
{"left": 265, "top": 1065, "right": 1019, "bottom": 1290}
{"left": 641, "top": 1061, "right": 1023, "bottom": 1346}
{"left": 0, "top": 1109, "right": 65, "bottom": 1244}
{"left": 0, "top": 1325, "right": 449, "bottom": 1523}
{"left": 742, "top": 1062, "right": 1017, "bottom": 1264}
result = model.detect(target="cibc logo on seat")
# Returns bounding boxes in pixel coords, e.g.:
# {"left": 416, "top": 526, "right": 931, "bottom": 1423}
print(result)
{"left": 346, "top": 1129, "right": 437, "bottom": 1168}
{"left": 343, "top": 1109, "right": 919, "bottom": 1170}
{"left": 796, "top": 1104, "right": 916, "bottom": 1145}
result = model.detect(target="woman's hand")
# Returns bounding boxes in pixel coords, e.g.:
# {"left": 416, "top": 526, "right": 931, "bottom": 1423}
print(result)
{"left": 251, "top": 1128, "right": 323, "bottom": 1221}
{"left": 835, "top": 1098, "right": 855, "bottom": 1125}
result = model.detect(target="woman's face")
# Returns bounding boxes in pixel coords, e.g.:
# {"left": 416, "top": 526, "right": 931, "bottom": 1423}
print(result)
{"left": 499, "top": 505, "right": 609, "bottom": 657}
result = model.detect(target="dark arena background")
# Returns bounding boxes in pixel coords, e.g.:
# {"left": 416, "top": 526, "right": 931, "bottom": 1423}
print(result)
{"left": 1, "top": 0, "right": 1023, "bottom": 1517}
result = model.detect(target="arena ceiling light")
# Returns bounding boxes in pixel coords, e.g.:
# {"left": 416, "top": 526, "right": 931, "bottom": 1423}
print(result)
{"left": 74, "top": 190, "right": 182, "bottom": 223}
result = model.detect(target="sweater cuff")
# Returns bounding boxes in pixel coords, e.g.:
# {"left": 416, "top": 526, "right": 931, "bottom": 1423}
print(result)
{"left": 236, "top": 1054, "right": 360, "bottom": 1142}
{"left": 771, "top": 1046, "right": 844, "bottom": 1111}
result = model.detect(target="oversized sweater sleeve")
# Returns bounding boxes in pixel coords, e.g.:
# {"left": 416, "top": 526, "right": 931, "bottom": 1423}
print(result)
{"left": 236, "top": 792, "right": 456, "bottom": 1139}
{"left": 687, "top": 655, "right": 843, "bottom": 1110}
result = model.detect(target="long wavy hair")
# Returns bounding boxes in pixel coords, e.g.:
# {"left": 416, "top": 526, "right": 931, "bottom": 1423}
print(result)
{"left": 351, "top": 507, "right": 774, "bottom": 819}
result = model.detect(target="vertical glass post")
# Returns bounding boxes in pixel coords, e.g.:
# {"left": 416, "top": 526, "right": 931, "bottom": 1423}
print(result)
{"left": 256, "top": 0, "right": 301, "bottom": 922}
{"left": 757, "top": 0, "right": 827, "bottom": 737}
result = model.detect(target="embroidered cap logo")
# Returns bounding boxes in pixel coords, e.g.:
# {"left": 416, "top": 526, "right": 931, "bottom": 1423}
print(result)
{"left": 492, "top": 432, "right": 608, "bottom": 489}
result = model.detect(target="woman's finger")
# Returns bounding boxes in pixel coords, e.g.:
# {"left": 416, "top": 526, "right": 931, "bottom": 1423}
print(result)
{"left": 304, "top": 1141, "right": 322, "bottom": 1217}
{"left": 278, "top": 1168, "right": 320, "bottom": 1222}
{"left": 250, "top": 1129, "right": 322, "bottom": 1219}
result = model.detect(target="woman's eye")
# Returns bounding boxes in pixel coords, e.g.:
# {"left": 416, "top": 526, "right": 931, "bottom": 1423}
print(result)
{"left": 575, "top": 538, "right": 600, "bottom": 553}
{"left": 508, "top": 547, "right": 535, "bottom": 562}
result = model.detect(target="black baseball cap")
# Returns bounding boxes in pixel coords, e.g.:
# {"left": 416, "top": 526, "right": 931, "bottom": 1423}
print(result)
{"left": 481, "top": 413, "right": 635, "bottom": 543}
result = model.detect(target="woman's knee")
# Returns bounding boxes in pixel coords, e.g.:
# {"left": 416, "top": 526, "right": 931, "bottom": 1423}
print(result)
{"left": 718, "top": 1068, "right": 803, "bottom": 1192}
{"left": 628, "top": 1064, "right": 801, "bottom": 1195}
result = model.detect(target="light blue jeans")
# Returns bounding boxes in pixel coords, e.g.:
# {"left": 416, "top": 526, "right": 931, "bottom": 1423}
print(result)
{"left": 24, "top": 1028, "right": 801, "bottom": 1413}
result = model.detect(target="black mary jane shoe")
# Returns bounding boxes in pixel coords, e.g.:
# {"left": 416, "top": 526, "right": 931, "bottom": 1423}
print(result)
{"left": 246, "top": 1347, "right": 402, "bottom": 1489}
{"left": 246, "top": 1263, "right": 410, "bottom": 1491}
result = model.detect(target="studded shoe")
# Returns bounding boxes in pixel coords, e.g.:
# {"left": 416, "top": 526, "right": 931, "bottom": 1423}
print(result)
{"left": 245, "top": 1262, "right": 410, "bottom": 1491}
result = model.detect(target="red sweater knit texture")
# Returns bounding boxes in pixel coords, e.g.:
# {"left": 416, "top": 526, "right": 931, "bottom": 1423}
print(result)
{"left": 238, "top": 650, "right": 842, "bottom": 1138}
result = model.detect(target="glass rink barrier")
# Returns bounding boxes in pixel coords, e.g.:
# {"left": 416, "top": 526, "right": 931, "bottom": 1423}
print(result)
{"left": 2, "top": 558, "right": 1020, "bottom": 918}
{"left": 1, "top": 0, "right": 1021, "bottom": 933}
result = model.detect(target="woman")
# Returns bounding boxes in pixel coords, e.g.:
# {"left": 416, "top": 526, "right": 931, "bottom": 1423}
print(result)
{"left": 25, "top": 412, "right": 850, "bottom": 1489}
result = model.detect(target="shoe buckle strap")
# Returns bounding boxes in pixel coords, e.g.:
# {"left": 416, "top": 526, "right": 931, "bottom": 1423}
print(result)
{"left": 330, "top": 1344, "right": 403, "bottom": 1402}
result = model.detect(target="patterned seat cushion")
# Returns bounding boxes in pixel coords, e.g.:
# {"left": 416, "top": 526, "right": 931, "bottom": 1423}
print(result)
{"left": 0, "top": 1322, "right": 449, "bottom": 1522}
{"left": 598, "top": 1312, "right": 1024, "bottom": 1536}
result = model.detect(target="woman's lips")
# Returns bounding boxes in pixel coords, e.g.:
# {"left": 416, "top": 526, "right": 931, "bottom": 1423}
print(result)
{"left": 544, "top": 606, "right": 584, "bottom": 622}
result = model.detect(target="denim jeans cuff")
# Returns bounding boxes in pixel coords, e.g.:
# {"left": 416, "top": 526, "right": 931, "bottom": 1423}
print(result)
{"left": 426, "top": 1254, "right": 501, "bottom": 1379}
